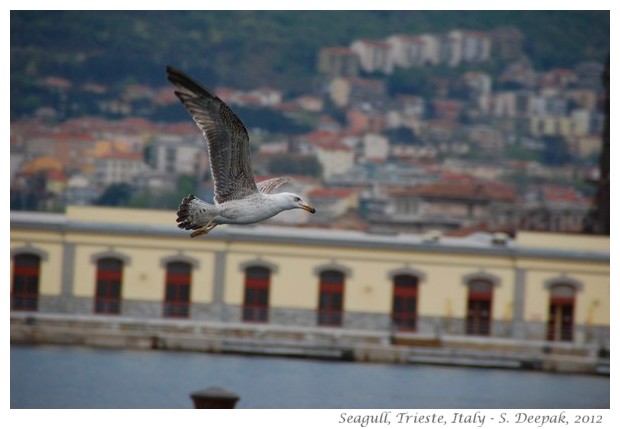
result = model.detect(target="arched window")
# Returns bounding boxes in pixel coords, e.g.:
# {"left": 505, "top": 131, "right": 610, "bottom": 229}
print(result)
{"left": 11, "top": 253, "right": 41, "bottom": 311}
{"left": 391, "top": 274, "right": 419, "bottom": 331}
{"left": 317, "top": 270, "right": 345, "bottom": 326}
{"left": 547, "top": 284, "right": 576, "bottom": 342}
{"left": 94, "top": 258, "right": 123, "bottom": 315}
{"left": 466, "top": 279, "right": 493, "bottom": 336}
{"left": 163, "top": 261, "right": 192, "bottom": 318}
{"left": 242, "top": 266, "right": 270, "bottom": 322}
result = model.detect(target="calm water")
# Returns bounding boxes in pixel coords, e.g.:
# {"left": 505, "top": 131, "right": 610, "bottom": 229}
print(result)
{"left": 10, "top": 344, "right": 609, "bottom": 409}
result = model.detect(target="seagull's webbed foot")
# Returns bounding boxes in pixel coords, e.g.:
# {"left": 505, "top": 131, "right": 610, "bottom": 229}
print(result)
{"left": 190, "top": 222, "right": 217, "bottom": 238}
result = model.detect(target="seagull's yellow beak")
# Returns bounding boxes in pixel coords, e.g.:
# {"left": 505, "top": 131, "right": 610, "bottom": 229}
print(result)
{"left": 300, "top": 202, "right": 316, "bottom": 214}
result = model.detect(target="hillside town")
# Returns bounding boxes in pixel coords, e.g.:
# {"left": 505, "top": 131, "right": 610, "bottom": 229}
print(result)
{"left": 10, "top": 26, "right": 608, "bottom": 236}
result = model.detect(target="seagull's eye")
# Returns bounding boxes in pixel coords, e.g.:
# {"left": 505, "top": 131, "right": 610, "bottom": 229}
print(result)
{"left": 294, "top": 197, "right": 301, "bottom": 202}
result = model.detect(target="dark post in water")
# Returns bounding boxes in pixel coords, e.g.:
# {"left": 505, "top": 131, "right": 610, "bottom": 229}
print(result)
{"left": 190, "top": 386, "right": 240, "bottom": 409}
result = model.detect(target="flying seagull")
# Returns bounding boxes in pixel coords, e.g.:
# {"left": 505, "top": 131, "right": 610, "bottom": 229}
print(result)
{"left": 166, "top": 66, "right": 316, "bottom": 237}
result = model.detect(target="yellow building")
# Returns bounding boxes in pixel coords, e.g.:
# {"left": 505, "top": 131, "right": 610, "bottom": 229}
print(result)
{"left": 10, "top": 206, "right": 609, "bottom": 349}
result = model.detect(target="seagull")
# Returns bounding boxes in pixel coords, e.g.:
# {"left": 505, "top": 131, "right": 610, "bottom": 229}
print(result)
{"left": 166, "top": 66, "right": 316, "bottom": 238}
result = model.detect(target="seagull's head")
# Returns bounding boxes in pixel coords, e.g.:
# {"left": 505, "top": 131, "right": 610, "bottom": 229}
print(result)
{"left": 277, "top": 192, "right": 316, "bottom": 214}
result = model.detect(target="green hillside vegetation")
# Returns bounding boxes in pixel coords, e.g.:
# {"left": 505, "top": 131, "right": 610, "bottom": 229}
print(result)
{"left": 11, "top": 10, "right": 609, "bottom": 93}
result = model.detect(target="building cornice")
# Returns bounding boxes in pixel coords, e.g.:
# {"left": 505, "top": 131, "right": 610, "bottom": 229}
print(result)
{"left": 10, "top": 211, "right": 609, "bottom": 264}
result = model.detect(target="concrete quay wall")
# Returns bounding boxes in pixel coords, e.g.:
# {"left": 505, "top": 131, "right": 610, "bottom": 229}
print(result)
{"left": 10, "top": 313, "right": 608, "bottom": 375}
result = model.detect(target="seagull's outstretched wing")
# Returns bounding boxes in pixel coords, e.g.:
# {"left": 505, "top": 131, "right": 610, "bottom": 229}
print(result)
{"left": 257, "top": 177, "right": 290, "bottom": 194}
{"left": 166, "top": 65, "right": 257, "bottom": 203}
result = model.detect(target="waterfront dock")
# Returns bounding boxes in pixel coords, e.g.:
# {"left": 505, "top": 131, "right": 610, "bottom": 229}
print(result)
{"left": 10, "top": 312, "right": 608, "bottom": 375}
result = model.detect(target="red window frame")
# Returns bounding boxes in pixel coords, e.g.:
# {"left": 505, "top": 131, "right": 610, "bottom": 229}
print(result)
{"left": 94, "top": 258, "right": 122, "bottom": 315}
{"left": 242, "top": 266, "right": 270, "bottom": 322}
{"left": 391, "top": 274, "right": 418, "bottom": 331}
{"left": 546, "top": 285, "right": 576, "bottom": 342}
{"left": 11, "top": 253, "right": 41, "bottom": 311}
{"left": 466, "top": 280, "right": 493, "bottom": 336}
{"left": 317, "top": 270, "right": 345, "bottom": 326}
{"left": 163, "top": 262, "right": 191, "bottom": 318}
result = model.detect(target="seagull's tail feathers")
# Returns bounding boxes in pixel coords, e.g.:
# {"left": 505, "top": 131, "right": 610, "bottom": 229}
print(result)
{"left": 176, "top": 194, "right": 219, "bottom": 235}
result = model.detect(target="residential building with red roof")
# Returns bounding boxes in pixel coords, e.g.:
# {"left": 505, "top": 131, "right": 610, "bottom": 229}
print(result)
{"left": 306, "top": 187, "right": 360, "bottom": 226}
{"left": 317, "top": 46, "right": 360, "bottom": 78}
{"left": 503, "top": 185, "right": 593, "bottom": 233}
{"left": 314, "top": 142, "right": 355, "bottom": 180}
{"left": 365, "top": 180, "right": 517, "bottom": 233}
{"left": 350, "top": 39, "right": 394, "bottom": 74}
{"left": 386, "top": 34, "right": 428, "bottom": 68}
{"left": 329, "top": 76, "right": 387, "bottom": 108}
{"left": 93, "top": 150, "right": 148, "bottom": 188}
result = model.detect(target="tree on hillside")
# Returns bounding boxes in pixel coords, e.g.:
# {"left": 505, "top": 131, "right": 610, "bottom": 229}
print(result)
{"left": 383, "top": 126, "right": 422, "bottom": 146}
{"left": 95, "top": 183, "right": 133, "bottom": 206}
{"left": 268, "top": 154, "right": 322, "bottom": 177}
{"left": 540, "top": 136, "right": 573, "bottom": 166}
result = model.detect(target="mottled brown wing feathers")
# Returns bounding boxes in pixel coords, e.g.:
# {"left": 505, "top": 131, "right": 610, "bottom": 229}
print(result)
{"left": 256, "top": 177, "right": 290, "bottom": 194}
{"left": 166, "top": 65, "right": 257, "bottom": 203}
